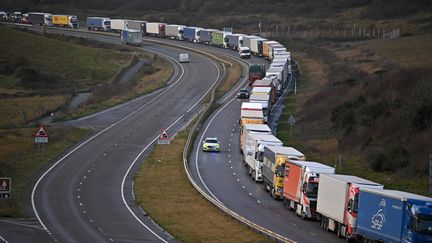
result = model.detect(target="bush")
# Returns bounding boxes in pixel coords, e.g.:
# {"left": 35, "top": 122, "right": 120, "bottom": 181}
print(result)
{"left": 411, "top": 102, "right": 432, "bottom": 131}
{"left": 331, "top": 101, "right": 357, "bottom": 136}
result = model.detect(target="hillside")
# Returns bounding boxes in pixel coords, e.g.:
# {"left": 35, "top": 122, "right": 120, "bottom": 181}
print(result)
{"left": 277, "top": 34, "right": 432, "bottom": 195}
{"left": 1, "top": 0, "right": 432, "bottom": 34}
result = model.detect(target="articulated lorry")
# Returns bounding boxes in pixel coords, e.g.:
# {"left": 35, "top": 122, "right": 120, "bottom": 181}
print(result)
{"left": 252, "top": 79, "right": 276, "bottom": 104}
{"left": 166, "top": 24, "right": 185, "bottom": 40}
{"left": 111, "top": 19, "right": 128, "bottom": 32}
{"left": 226, "top": 34, "right": 244, "bottom": 50}
{"left": 250, "top": 37, "right": 266, "bottom": 56}
{"left": 240, "top": 124, "right": 272, "bottom": 153}
{"left": 356, "top": 189, "right": 432, "bottom": 242}
{"left": 248, "top": 64, "right": 265, "bottom": 86}
{"left": 128, "top": 20, "right": 146, "bottom": 34}
{"left": 249, "top": 93, "right": 271, "bottom": 123}
{"left": 183, "top": 27, "right": 202, "bottom": 42}
{"left": 87, "top": 17, "right": 111, "bottom": 32}
{"left": 52, "top": 14, "right": 78, "bottom": 28}
{"left": 28, "top": 12, "right": 52, "bottom": 26}
{"left": 317, "top": 174, "right": 384, "bottom": 240}
{"left": 262, "top": 41, "right": 279, "bottom": 59}
{"left": 283, "top": 160, "right": 335, "bottom": 219}
{"left": 121, "top": 29, "right": 142, "bottom": 46}
{"left": 263, "top": 146, "right": 305, "bottom": 199}
{"left": 240, "top": 102, "right": 265, "bottom": 127}
{"left": 265, "top": 68, "right": 284, "bottom": 95}
{"left": 211, "top": 31, "right": 230, "bottom": 48}
{"left": 269, "top": 62, "right": 288, "bottom": 89}
{"left": 146, "top": 22, "right": 166, "bottom": 37}
{"left": 200, "top": 29, "right": 218, "bottom": 44}
{"left": 243, "top": 133, "right": 282, "bottom": 182}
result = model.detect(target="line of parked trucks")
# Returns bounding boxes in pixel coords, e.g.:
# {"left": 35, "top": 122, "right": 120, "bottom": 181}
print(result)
{"left": 3, "top": 9, "right": 432, "bottom": 242}
{"left": 239, "top": 81, "right": 432, "bottom": 242}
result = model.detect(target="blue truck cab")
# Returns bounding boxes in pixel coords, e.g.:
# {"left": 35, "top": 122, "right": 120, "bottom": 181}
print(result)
{"left": 357, "top": 188, "right": 432, "bottom": 242}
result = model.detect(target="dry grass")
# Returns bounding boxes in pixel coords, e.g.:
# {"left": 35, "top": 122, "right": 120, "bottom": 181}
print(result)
{"left": 0, "top": 127, "right": 91, "bottom": 217}
{"left": 277, "top": 37, "right": 432, "bottom": 196}
{"left": 214, "top": 55, "right": 242, "bottom": 99}
{"left": 134, "top": 55, "right": 174, "bottom": 93}
{"left": 357, "top": 34, "right": 432, "bottom": 69}
{"left": 0, "top": 95, "right": 69, "bottom": 127}
{"left": 135, "top": 131, "right": 270, "bottom": 242}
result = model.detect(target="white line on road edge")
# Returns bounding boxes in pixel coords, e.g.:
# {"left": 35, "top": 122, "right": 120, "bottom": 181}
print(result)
{"left": 0, "top": 233, "right": 8, "bottom": 243}
{"left": 31, "top": 48, "right": 185, "bottom": 241}
{"left": 120, "top": 51, "right": 222, "bottom": 242}
{"left": 195, "top": 97, "right": 236, "bottom": 204}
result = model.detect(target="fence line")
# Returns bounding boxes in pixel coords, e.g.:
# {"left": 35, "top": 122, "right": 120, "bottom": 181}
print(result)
{"left": 261, "top": 26, "right": 400, "bottom": 40}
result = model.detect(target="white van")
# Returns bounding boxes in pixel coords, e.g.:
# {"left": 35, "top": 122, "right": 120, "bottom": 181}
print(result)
{"left": 179, "top": 53, "right": 189, "bottom": 63}
{"left": 239, "top": 46, "right": 251, "bottom": 59}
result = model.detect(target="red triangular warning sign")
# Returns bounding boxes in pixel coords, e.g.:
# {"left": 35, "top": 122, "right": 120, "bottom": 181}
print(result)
{"left": 159, "top": 129, "right": 169, "bottom": 139}
{"left": 35, "top": 125, "right": 48, "bottom": 137}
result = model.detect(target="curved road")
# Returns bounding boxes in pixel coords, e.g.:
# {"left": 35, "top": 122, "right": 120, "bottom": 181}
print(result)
{"left": 180, "top": 42, "right": 345, "bottom": 242}
{"left": 28, "top": 30, "right": 222, "bottom": 242}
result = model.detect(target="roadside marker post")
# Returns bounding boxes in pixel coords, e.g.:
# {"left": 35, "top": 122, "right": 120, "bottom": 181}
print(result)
{"left": 0, "top": 178, "right": 11, "bottom": 199}
{"left": 288, "top": 115, "right": 296, "bottom": 139}
{"left": 158, "top": 129, "right": 171, "bottom": 162}
{"left": 34, "top": 125, "right": 49, "bottom": 153}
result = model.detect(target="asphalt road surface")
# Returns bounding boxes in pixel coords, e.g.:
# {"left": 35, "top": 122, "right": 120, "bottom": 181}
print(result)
{"left": 26, "top": 29, "right": 222, "bottom": 243}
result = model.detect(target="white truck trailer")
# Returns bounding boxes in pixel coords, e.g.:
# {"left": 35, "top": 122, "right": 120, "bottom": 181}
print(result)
{"left": 240, "top": 124, "right": 272, "bottom": 153}
{"left": 316, "top": 174, "right": 383, "bottom": 239}
{"left": 243, "top": 133, "right": 282, "bottom": 182}
{"left": 166, "top": 24, "right": 185, "bottom": 40}
{"left": 111, "top": 19, "right": 128, "bottom": 32}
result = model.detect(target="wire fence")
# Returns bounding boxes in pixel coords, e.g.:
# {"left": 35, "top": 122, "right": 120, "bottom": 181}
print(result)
{"left": 261, "top": 26, "right": 400, "bottom": 41}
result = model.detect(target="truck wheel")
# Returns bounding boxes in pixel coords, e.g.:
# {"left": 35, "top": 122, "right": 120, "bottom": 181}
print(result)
{"left": 320, "top": 217, "right": 324, "bottom": 229}
{"left": 300, "top": 206, "right": 306, "bottom": 220}
{"left": 336, "top": 223, "right": 341, "bottom": 238}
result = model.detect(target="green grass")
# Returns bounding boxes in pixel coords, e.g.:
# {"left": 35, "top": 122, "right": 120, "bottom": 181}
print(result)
{"left": 134, "top": 130, "right": 271, "bottom": 242}
{"left": 0, "top": 26, "right": 132, "bottom": 90}
{"left": 0, "top": 127, "right": 91, "bottom": 217}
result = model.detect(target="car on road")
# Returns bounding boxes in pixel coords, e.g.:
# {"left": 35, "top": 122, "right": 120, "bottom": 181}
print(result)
{"left": 202, "top": 137, "right": 220, "bottom": 152}
{"left": 179, "top": 53, "right": 189, "bottom": 63}
{"left": 237, "top": 89, "right": 249, "bottom": 99}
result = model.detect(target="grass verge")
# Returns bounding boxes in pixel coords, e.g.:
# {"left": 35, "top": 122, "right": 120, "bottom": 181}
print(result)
{"left": 0, "top": 127, "right": 91, "bottom": 217}
{"left": 134, "top": 52, "right": 269, "bottom": 241}
{"left": 134, "top": 130, "right": 270, "bottom": 242}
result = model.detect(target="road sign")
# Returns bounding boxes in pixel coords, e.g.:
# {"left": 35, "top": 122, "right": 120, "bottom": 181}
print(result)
{"left": 35, "top": 125, "right": 48, "bottom": 144}
{"left": 288, "top": 115, "right": 296, "bottom": 125}
{"left": 0, "top": 178, "right": 11, "bottom": 199}
{"left": 158, "top": 129, "right": 171, "bottom": 145}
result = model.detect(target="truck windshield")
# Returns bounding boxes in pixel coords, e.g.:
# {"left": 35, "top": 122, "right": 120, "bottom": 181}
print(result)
{"left": 306, "top": 182, "right": 318, "bottom": 198}
{"left": 104, "top": 21, "right": 110, "bottom": 26}
{"left": 414, "top": 216, "right": 432, "bottom": 235}
{"left": 275, "top": 165, "right": 284, "bottom": 177}
{"left": 353, "top": 194, "right": 359, "bottom": 213}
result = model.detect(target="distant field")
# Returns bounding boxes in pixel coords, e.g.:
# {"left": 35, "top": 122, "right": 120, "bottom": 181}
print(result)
{"left": 0, "top": 95, "right": 69, "bottom": 127}
{"left": 0, "top": 26, "right": 132, "bottom": 90}
{"left": 357, "top": 34, "right": 432, "bottom": 68}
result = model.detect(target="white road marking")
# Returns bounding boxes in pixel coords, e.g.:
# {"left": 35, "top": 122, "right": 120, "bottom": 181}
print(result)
{"left": 248, "top": 193, "right": 252, "bottom": 196}
{"left": 195, "top": 98, "right": 235, "bottom": 204}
